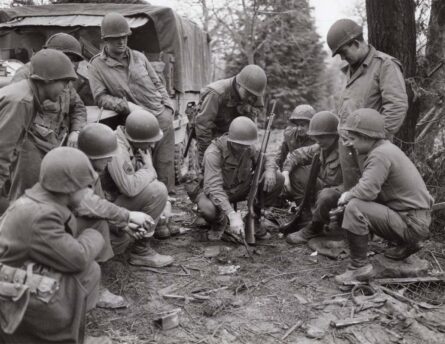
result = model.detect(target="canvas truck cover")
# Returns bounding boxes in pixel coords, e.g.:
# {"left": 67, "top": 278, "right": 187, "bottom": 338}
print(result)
{"left": 0, "top": 3, "right": 211, "bottom": 93}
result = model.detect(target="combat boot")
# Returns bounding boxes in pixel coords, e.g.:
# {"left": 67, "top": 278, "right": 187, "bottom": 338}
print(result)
{"left": 384, "top": 242, "right": 421, "bottom": 261}
{"left": 335, "top": 232, "right": 375, "bottom": 284}
{"left": 207, "top": 213, "right": 227, "bottom": 241}
{"left": 129, "top": 241, "right": 174, "bottom": 268}
{"left": 286, "top": 222, "right": 323, "bottom": 245}
{"left": 96, "top": 286, "right": 128, "bottom": 309}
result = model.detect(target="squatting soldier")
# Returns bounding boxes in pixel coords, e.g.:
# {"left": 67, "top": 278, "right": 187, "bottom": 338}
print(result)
{"left": 194, "top": 116, "right": 284, "bottom": 241}
{"left": 335, "top": 109, "right": 433, "bottom": 283}
{"left": 195, "top": 64, "right": 267, "bottom": 164}
{"left": 89, "top": 12, "right": 176, "bottom": 193}
{"left": 97, "top": 109, "right": 174, "bottom": 268}
{"left": 327, "top": 19, "right": 408, "bottom": 190}
{"left": 284, "top": 111, "right": 343, "bottom": 245}
{"left": 0, "top": 49, "right": 79, "bottom": 202}
{"left": 0, "top": 147, "right": 109, "bottom": 344}
{"left": 276, "top": 104, "right": 316, "bottom": 169}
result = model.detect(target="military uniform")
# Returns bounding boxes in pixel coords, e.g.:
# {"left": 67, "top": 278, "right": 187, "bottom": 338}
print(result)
{"left": 195, "top": 77, "right": 263, "bottom": 163}
{"left": 276, "top": 127, "right": 314, "bottom": 169}
{"left": 283, "top": 142, "right": 343, "bottom": 224}
{"left": 89, "top": 48, "right": 175, "bottom": 191}
{"left": 337, "top": 45, "right": 408, "bottom": 189}
{"left": 0, "top": 80, "right": 86, "bottom": 201}
{"left": 0, "top": 184, "right": 104, "bottom": 344}
{"left": 343, "top": 140, "right": 433, "bottom": 243}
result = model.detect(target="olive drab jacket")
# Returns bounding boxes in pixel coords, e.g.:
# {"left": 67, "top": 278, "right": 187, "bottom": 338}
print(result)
{"left": 338, "top": 45, "right": 408, "bottom": 138}
{"left": 195, "top": 77, "right": 264, "bottom": 163}
{"left": 101, "top": 126, "right": 157, "bottom": 201}
{"left": 203, "top": 134, "right": 275, "bottom": 215}
{"left": 0, "top": 183, "right": 104, "bottom": 343}
{"left": 88, "top": 48, "right": 173, "bottom": 117}
{"left": 276, "top": 128, "right": 315, "bottom": 169}
{"left": 283, "top": 142, "right": 342, "bottom": 189}
{"left": 349, "top": 140, "right": 433, "bottom": 211}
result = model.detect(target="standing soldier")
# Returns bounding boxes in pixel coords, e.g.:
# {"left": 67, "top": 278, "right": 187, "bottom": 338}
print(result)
{"left": 0, "top": 147, "right": 109, "bottom": 344}
{"left": 89, "top": 12, "right": 176, "bottom": 193}
{"left": 195, "top": 64, "right": 267, "bottom": 164}
{"left": 335, "top": 109, "right": 433, "bottom": 283}
{"left": 0, "top": 49, "right": 79, "bottom": 202}
{"left": 327, "top": 19, "right": 408, "bottom": 190}
{"left": 192, "top": 117, "right": 283, "bottom": 241}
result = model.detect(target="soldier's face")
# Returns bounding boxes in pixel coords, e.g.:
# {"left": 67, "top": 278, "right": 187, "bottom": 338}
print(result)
{"left": 312, "top": 134, "right": 337, "bottom": 150}
{"left": 91, "top": 157, "right": 112, "bottom": 173}
{"left": 348, "top": 132, "right": 375, "bottom": 154}
{"left": 43, "top": 80, "right": 69, "bottom": 102}
{"left": 68, "top": 187, "right": 90, "bottom": 209}
{"left": 229, "top": 142, "right": 250, "bottom": 155}
{"left": 337, "top": 41, "right": 361, "bottom": 65}
{"left": 237, "top": 84, "right": 257, "bottom": 105}
{"left": 105, "top": 36, "right": 128, "bottom": 56}
{"left": 289, "top": 120, "right": 309, "bottom": 136}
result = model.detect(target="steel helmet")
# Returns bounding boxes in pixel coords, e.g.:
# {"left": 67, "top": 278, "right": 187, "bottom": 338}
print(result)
{"left": 125, "top": 109, "right": 163, "bottom": 143}
{"left": 327, "top": 19, "right": 363, "bottom": 57}
{"left": 307, "top": 111, "right": 339, "bottom": 136}
{"left": 29, "top": 49, "right": 77, "bottom": 82}
{"left": 101, "top": 12, "right": 131, "bottom": 39}
{"left": 78, "top": 123, "right": 118, "bottom": 160}
{"left": 40, "top": 147, "right": 97, "bottom": 194}
{"left": 44, "top": 33, "right": 83, "bottom": 62}
{"left": 343, "top": 108, "right": 385, "bottom": 139}
{"left": 290, "top": 104, "right": 316, "bottom": 122}
{"left": 227, "top": 116, "right": 258, "bottom": 145}
{"left": 236, "top": 65, "right": 267, "bottom": 97}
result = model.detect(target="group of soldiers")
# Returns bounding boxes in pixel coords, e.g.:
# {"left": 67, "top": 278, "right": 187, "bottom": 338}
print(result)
{"left": 0, "top": 12, "right": 434, "bottom": 344}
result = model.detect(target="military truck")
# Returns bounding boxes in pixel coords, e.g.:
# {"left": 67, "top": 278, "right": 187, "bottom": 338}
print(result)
{"left": 0, "top": 3, "right": 210, "bottom": 182}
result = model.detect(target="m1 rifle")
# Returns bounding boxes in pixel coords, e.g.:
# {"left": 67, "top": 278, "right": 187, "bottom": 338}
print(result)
{"left": 183, "top": 101, "right": 198, "bottom": 158}
{"left": 279, "top": 152, "right": 321, "bottom": 235}
{"left": 245, "top": 100, "right": 277, "bottom": 244}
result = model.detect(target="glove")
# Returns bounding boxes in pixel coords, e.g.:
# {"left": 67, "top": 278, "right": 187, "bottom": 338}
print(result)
{"left": 228, "top": 211, "right": 244, "bottom": 237}
{"left": 262, "top": 170, "right": 276, "bottom": 192}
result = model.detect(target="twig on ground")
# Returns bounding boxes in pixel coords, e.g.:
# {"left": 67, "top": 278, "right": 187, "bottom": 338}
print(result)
{"left": 281, "top": 320, "right": 303, "bottom": 340}
{"left": 330, "top": 315, "right": 379, "bottom": 328}
{"left": 138, "top": 266, "right": 191, "bottom": 276}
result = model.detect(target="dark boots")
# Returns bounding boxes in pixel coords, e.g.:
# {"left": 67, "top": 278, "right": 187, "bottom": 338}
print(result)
{"left": 384, "top": 242, "right": 421, "bottom": 261}
{"left": 286, "top": 221, "right": 324, "bottom": 245}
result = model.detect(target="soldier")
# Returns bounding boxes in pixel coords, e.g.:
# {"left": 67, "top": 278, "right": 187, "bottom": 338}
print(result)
{"left": 284, "top": 111, "right": 343, "bottom": 245}
{"left": 276, "top": 104, "right": 316, "bottom": 169}
{"left": 89, "top": 12, "right": 176, "bottom": 193}
{"left": 335, "top": 109, "right": 433, "bottom": 283}
{"left": 327, "top": 19, "right": 408, "bottom": 190}
{"left": 0, "top": 49, "right": 79, "bottom": 202}
{"left": 193, "top": 116, "right": 283, "bottom": 241}
{"left": 96, "top": 109, "right": 173, "bottom": 267}
{"left": 195, "top": 64, "right": 267, "bottom": 164}
{"left": 0, "top": 147, "right": 109, "bottom": 344}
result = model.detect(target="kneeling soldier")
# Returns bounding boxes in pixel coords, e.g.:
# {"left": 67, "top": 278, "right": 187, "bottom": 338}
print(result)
{"left": 0, "top": 147, "right": 107, "bottom": 344}
{"left": 335, "top": 109, "right": 433, "bottom": 283}
{"left": 284, "top": 111, "right": 343, "bottom": 244}
{"left": 195, "top": 116, "right": 284, "bottom": 240}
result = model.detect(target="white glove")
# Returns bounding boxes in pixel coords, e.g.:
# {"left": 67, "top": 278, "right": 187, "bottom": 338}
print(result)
{"left": 228, "top": 211, "right": 244, "bottom": 237}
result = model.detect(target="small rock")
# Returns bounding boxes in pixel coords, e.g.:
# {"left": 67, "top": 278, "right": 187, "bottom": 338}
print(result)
{"left": 306, "top": 325, "right": 325, "bottom": 339}
{"left": 204, "top": 246, "right": 221, "bottom": 258}
{"left": 218, "top": 265, "right": 240, "bottom": 275}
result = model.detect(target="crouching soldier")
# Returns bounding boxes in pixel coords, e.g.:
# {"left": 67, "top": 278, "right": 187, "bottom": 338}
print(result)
{"left": 98, "top": 109, "right": 174, "bottom": 268}
{"left": 0, "top": 147, "right": 109, "bottom": 344}
{"left": 193, "top": 116, "right": 284, "bottom": 241}
{"left": 276, "top": 104, "right": 316, "bottom": 170}
{"left": 335, "top": 109, "right": 433, "bottom": 283}
{"left": 284, "top": 111, "right": 343, "bottom": 245}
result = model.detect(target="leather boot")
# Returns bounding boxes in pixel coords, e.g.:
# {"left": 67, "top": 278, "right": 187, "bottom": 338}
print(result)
{"left": 335, "top": 231, "right": 375, "bottom": 284}
{"left": 384, "top": 242, "right": 421, "bottom": 261}
{"left": 286, "top": 222, "right": 323, "bottom": 245}
{"left": 96, "top": 286, "right": 128, "bottom": 309}
{"left": 129, "top": 241, "right": 174, "bottom": 268}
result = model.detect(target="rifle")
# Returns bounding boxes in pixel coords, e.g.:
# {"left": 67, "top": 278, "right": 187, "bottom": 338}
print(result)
{"left": 184, "top": 101, "right": 198, "bottom": 158}
{"left": 245, "top": 100, "right": 277, "bottom": 244}
{"left": 279, "top": 152, "right": 321, "bottom": 235}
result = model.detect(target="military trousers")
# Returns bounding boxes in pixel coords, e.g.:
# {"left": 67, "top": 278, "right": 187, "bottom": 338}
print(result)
{"left": 152, "top": 107, "right": 175, "bottom": 193}
{"left": 343, "top": 198, "right": 431, "bottom": 245}
{"left": 312, "top": 187, "right": 342, "bottom": 224}
{"left": 338, "top": 140, "right": 362, "bottom": 190}
{"left": 287, "top": 165, "right": 311, "bottom": 203}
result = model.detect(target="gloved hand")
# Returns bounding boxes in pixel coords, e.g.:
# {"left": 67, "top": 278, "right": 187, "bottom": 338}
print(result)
{"left": 262, "top": 170, "right": 276, "bottom": 192}
{"left": 338, "top": 191, "right": 352, "bottom": 206}
{"left": 283, "top": 171, "right": 291, "bottom": 193}
{"left": 228, "top": 211, "right": 244, "bottom": 237}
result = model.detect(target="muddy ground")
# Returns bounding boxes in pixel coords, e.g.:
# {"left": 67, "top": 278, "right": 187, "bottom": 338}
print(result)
{"left": 87, "top": 130, "right": 445, "bottom": 344}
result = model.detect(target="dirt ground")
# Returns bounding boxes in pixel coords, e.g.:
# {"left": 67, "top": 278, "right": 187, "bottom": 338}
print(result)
{"left": 87, "top": 130, "right": 445, "bottom": 344}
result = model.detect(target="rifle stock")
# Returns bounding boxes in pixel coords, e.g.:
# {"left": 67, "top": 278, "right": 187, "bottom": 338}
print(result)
{"left": 279, "top": 152, "right": 321, "bottom": 235}
{"left": 245, "top": 100, "right": 277, "bottom": 244}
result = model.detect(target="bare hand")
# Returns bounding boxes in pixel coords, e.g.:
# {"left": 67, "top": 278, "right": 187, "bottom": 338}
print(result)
{"left": 338, "top": 191, "right": 352, "bottom": 206}
{"left": 283, "top": 172, "right": 291, "bottom": 193}
{"left": 67, "top": 131, "right": 79, "bottom": 147}
{"left": 128, "top": 211, "right": 155, "bottom": 232}
{"left": 138, "top": 149, "right": 154, "bottom": 169}
{"left": 228, "top": 211, "right": 244, "bottom": 237}
{"left": 261, "top": 170, "right": 276, "bottom": 192}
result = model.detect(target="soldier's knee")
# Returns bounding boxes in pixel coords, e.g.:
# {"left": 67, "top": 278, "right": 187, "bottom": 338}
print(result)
{"left": 149, "top": 180, "right": 168, "bottom": 205}
{"left": 344, "top": 198, "right": 367, "bottom": 220}
{"left": 197, "top": 194, "right": 217, "bottom": 222}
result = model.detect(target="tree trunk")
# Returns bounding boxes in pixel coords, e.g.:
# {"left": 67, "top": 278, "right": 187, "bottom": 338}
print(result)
{"left": 366, "top": 0, "right": 417, "bottom": 152}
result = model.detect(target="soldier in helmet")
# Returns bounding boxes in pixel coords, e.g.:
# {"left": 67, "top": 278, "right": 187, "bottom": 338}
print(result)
{"left": 0, "top": 147, "right": 109, "bottom": 343}
{"left": 89, "top": 12, "right": 176, "bottom": 193}
{"left": 192, "top": 116, "right": 283, "bottom": 241}
{"left": 335, "top": 109, "right": 433, "bottom": 283}
{"left": 284, "top": 111, "right": 343, "bottom": 245}
{"left": 195, "top": 64, "right": 267, "bottom": 164}
{"left": 276, "top": 104, "right": 316, "bottom": 170}
{"left": 327, "top": 19, "right": 408, "bottom": 190}
{"left": 0, "top": 49, "right": 79, "bottom": 202}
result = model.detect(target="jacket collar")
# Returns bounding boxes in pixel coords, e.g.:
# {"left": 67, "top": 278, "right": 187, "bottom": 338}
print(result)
{"left": 115, "top": 126, "right": 134, "bottom": 156}
{"left": 24, "top": 184, "right": 71, "bottom": 214}
{"left": 341, "top": 45, "right": 377, "bottom": 86}
{"left": 100, "top": 47, "right": 131, "bottom": 68}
